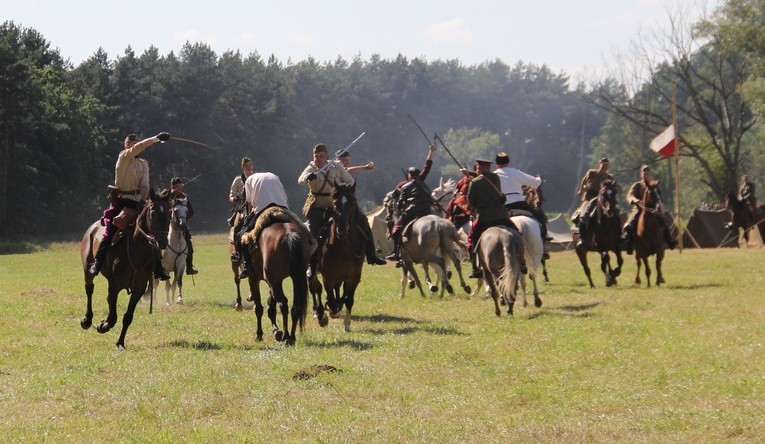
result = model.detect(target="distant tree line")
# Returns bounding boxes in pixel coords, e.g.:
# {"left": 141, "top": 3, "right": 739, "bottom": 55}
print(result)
{"left": 2, "top": 0, "right": 764, "bottom": 240}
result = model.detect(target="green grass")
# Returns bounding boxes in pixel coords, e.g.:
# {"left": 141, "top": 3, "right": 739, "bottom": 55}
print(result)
{"left": 1, "top": 235, "right": 764, "bottom": 442}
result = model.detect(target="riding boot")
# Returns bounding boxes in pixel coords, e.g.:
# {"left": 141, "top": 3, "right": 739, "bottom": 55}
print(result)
{"left": 239, "top": 248, "right": 255, "bottom": 279}
{"left": 88, "top": 240, "right": 109, "bottom": 276}
{"left": 664, "top": 228, "right": 678, "bottom": 250}
{"left": 386, "top": 234, "right": 401, "bottom": 261}
{"left": 154, "top": 249, "right": 170, "bottom": 281}
{"left": 185, "top": 234, "right": 199, "bottom": 275}
{"left": 365, "top": 241, "right": 387, "bottom": 265}
{"left": 306, "top": 250, "right": 318, "bottom": 279}
{"left": 621, "top": 231, "right": 634, "bottom": 255}
{"left": 468, "top": 249, "right": 483, "bottom": 279}
{"left": 576, "top": 222, "right": 587, "bottom": 248}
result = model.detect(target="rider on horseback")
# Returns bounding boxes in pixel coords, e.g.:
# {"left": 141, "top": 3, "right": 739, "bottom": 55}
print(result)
{"left": 228, "top": 157, "right": 254, "bottom": 263}
{"left": 740, "top": 174, "right": 757, "bottom": 213}
{"left": 464, "top": 158, "right": 527, "bottom": 278}
{"left": 621, "top": 165, "right": 678, "bottom": 253}
{"left": 88, "top": 133, "right": 171, "bottom": 281}
{"left": 385, "top": 144, "right": 437, "bottom": 261}
{"left": 299, "top": 144, "right": 386, "bottom": 278}
{"left": 575, "top": 157, "right": 615, "bottom": 248}
{"left": 169, "top": 177, "right": 198, "bottom": 275}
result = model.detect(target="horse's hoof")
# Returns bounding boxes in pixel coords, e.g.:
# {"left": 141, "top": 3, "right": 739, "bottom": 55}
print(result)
{"left": 656, "top": 277, "right": 665, "bottom": 285}
{"left": 535, "top": 298, "right": 542, "bottom": 308}
{"left": 96, "top": 322, "right": 111, "bottom": 334}
{"left": 408, "top": 281, "right": 416, "bottom": 290}
{"left": 329, "top": 310, "right": 342, "bottom": 319}
{"left": 446, "top": 271, "right": 453, "bottom": 279}
{"left": 429, "top": 285, "right": 438, "bottom": 293}
{"left": 274, "top": 330, "right": 284, "bottom": 342}
{"left": 176, "top": 299, "right": 183, "bottom": 305}
{"left": 463, "top": 285, "right": 472, "bottom": 294}
{"left": 80, "top": 318, "right": 92, "bottom": 330}
{"left": 235, "top": 303, "right": 243, "bottom": 312}
{"left": 445, "top": 284, "right": 454, "bottom": 294}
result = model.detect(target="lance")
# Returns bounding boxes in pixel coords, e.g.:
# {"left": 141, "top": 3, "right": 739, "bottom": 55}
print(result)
{"left": 317, "top": 131, "right": 366, "bottom": 174}
{"left": 407, "top": 114, "right": 434, "bottom": 146}
{"left": 169, "top": 136, "right": 223, "bottom": 152}
{"left": 184, "top": 173, "right": 203, "bottom": 186}
{"left": 433, "top": 132, "right": 467, "bottom": 170}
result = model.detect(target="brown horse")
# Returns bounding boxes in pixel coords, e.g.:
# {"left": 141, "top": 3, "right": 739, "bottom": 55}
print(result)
{"left": 475, "top": 226, "right": 523, "bottom": 316}
{"left": 243, "top": 220, "right": 312, "bottom": 345}
{"left": 574, "top": 180, "right": 624, "bottom": 288}
{"left": 724, "top": 190, "right": 765, "bottom": 247}
{"left": 80, "top": 190, "right": 170, "bottom": 348}
{"left": 309, "top": 183, "right": 365, "bottom": 332}
{"left": 229, "top": 211, "right": 255, "bottom": 312}
{"left": 634, "top": 184, "right": 666, "bottom": 287}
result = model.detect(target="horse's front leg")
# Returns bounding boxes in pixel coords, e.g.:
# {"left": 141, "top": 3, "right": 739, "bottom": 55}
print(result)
{"left": 600, "top": 251, "right": 615, "bottom": 287}
{"left": 655, "top": 250, "right": 665, "bottom": 286}
{"left": 232, "top": 263, "right": 244, "bottom": 311}
{"left": 176, "top": 271, "right": 184, "bottom": 305}
{"left": 96, "top": 282, "right": 120, "bottom": 334}
{"left": 576, "top": 245, "right": 595, "bottom": 288}
{"left": 400, "top": 260, "right": 425, "bottom": 298}
{"left": 249, "top": 277, "right": 265, "bottom": 341}
{"left": 342, "top": 281, "right": 358, "bottom": 333}
{"left": 81, "top": 274, "right": 95, "bottom": 330}
{"left": 309, "top": 274, "right": 327, "bottom": 327}
{"left": 116, "top": 280, "right": 146, "bottom": 349}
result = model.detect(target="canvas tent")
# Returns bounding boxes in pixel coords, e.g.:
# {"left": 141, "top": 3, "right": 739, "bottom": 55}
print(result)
{"left": 546, "top": 213, "right": 573, "bottom": 251}
{"left": 681, "top": 208, "right": 739, "bottom": 248}
{"left": 366, "top": 206, "right": 393, "bottom": 256}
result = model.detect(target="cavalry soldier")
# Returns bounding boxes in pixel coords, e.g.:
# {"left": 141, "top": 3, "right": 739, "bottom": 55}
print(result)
{"left": 621, "top": 165, "right": 678, "bottom": 253}
{"left": 88, "top": 133, "right": 171, "bottom": 281}
{"left": 740, "top": 174, "right": 756, "bottom": 213}
{"left": 444, "top": 173, "right": 472, "bottom": 230}
{"left": 464, "top": 159, "right": 527, "bottom": 278}
{"left": 229, "top": 157, "right": 254, "bottom": 263}
{"left": 574, "top": 157, "right": 615, "bottom": 247}
{"left": 169, "top": 177, "right": 198, "bottom": 275}
{"left": 386, "top": 144, "right": 436, "bottom": 261}
{"left": 298, "top": 144, "right": 386, "bottom": 278}
{"left": 494, "top": 152, "right": 549, "bottom": 251}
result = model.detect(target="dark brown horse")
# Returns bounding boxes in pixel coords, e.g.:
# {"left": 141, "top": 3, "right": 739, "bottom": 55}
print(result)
{"left": 229, "top": 211, "right": 255, "bottom": 312}
{"left": 80, "top": 190, "right": 170, "bottom": 348}
{"left": 724, "top": 190, "right": 765, "bottom": 247}
{"left": 634, "top": 184, "right": 666, "bottom": 287}
{"left": 309, "top": 183, "right": 365, "bottom": 332}
{"left": 244, "top": 221, "right": 312, "bottom": 345}
{"left": 575, "top": 180, "right": 624, "bottom": 288}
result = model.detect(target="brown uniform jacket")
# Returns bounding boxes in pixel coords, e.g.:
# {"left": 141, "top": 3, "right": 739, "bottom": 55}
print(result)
{"left": 467, "top": 172, "right": 507, "bottom": 222}
{"left": 579, "top": 169, "right": 614, "bottom": 201}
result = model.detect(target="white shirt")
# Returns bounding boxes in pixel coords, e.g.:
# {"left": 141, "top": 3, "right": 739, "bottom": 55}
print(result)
{"left": 244, "top": 172, "right": 289, "bottom": 215}
{"left": 494, "top": 166, "right": 542, "bottom": 204}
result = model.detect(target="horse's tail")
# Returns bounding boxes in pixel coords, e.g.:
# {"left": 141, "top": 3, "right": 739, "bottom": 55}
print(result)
{"left": 496, "top": 231, "right": 520, "bottom": 304}
{"left": 286, "top": 231, "right": 308, "bottom": 331}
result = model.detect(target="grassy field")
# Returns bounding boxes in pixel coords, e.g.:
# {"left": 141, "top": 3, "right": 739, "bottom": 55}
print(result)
{"left": 1, "top": 233, "right": 763, "bottom": 442}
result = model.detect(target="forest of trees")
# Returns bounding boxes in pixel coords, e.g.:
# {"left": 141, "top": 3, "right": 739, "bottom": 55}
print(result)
{"left": 2, "top": 0, "right": 764, "bottom": 240}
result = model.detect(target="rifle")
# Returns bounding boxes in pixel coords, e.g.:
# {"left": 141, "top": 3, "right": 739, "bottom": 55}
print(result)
{"left": 399, "top": 168, "right": 446, "bottom": 214}
{"left": 433, "top": 133, "right": 467, "bottom": 170}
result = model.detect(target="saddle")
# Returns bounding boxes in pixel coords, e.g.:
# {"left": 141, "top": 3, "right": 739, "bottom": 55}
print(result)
{"left": 241, "top": 206, "right": 318, "bottom": 254}
{"left": 507, "top": 209, "right": 535, "bottom": 219}
{"left": 401, "top": 218, "right": 419, "bottom": 243}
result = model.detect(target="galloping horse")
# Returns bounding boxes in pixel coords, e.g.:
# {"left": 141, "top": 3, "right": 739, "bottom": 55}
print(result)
{"left": 229, "top": 210, "right": 254, "bottom": 312}
{"left": 724, "top": 190, "right": 765, "bottom": 247}
{"left": 475, "top": 226, "right": 523, "bottom": 316}
{"left": 309, "top": 183, "right": 365, "bottom": 332}
{"left": 574, "top": 180, "right": 624, "bottom": 288}
{"left": 634, "top": 184, "right": 667, "bottom": 287}
{"left": 509, "top": 213, "right": 544, "bottom": 308}
{"left": 242, "top": 216, "right": 313, "bottom": 345}
{"left": 80, "top": 189, "right": 170, "bottom": 348}
{"left": 157, "top": 199, "right": 189, "bottom": 305}
{"left": 398, "top": 215, "right": 471, "bottom": 298}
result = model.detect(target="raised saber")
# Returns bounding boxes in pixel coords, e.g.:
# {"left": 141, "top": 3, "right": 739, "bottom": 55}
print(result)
{"left": 433, "top": 132, "right": 467, "bottom": 170}
{"left": 317, "top": 131, "right": 366, "bottom": 173}
{"left": 170, "top": 136, "right": 223, "bottom": 152}
{"left": 407, "top": 114, "right": 434, "bottom": 146}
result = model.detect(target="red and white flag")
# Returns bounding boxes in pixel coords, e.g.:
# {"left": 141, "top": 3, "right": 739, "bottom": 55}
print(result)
{"left": 650, "top": 125, "right": 677, "bottom": 158}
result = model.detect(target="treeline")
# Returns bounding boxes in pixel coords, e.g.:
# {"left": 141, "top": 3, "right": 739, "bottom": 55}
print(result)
{"left": 1, "top": 21, "right": 607, "bottom": 239}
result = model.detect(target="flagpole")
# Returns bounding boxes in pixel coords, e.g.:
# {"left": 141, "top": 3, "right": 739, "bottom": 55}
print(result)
{"left": 673, "top": 86, "right": 683, "bottom": 252}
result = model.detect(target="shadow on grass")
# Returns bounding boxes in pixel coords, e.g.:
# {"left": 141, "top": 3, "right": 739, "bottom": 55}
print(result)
{"left": 353, "top": 314, "right": 423, "bottom": 324}
{"left": 163, "top": 339, "right": 259, "bottom": 351}
{"left": 525, "top": 302, "right": 600, "bottom": 319}
{"left": 303, "top": 339, "right": 373, "bottom": 350}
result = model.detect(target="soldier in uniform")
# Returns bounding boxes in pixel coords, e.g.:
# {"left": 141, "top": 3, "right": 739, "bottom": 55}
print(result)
{"left": 229, "top": 157, "right": 254, "bottom": 263}
{"left": 464, "top": 159, "right": 526, "bottom": 278}
{"left": 88, "top": 132, "right": 171, "bottom": 280}
{"left": 575, "top": 157, "right": 615, "bottom": 247}
{"left": 739, "top": 174, "right": 756, "bottom": 213}
{"left": 298, "top": 144, "right": 386, "bottom": 278}
{"left": 169, "top": 177, "right": 198, "bottom": 275}
{"left": 621, "top": 165, "right": 678, "bottom": 253}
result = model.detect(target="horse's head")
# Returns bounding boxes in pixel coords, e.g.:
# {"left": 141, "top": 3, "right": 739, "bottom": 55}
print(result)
{"left": 597, "top": 180, "right": 619, "bottom": 217}
{"left": 642, "top": 181, "right": 663, "bottom": 211}
{"left": 171, "top": 201, "right": 189, "bottom": 232}
{"left": 432, "top": 177, "right": 456, "bottom": 207}
{"left": 147, "top": 188, "right": 170, "bottom": 249}
{"left": 330, "top": 182, "right": 358, "bottom": 239}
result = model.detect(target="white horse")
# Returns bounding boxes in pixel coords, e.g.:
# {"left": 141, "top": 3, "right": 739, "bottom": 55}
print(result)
{"left": 399, "top": 215, "right": 471, "bottom": 298}
{"left": 155, "top": 201, "right": 189, "bottom": 305}
{"left": 473, "top": 212, "right": 543, "bottom": 309}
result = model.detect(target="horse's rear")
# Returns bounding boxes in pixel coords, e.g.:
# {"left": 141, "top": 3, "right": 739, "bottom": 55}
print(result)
{"left": 475, "top": 226, "right": 521, "bottom": 316}
{"left": 80, "top": 220, "right": 104, "bottom": 330}
{"left": 509, "top": 215, "right": 543, "bottom": 308}
{"left": 251, "top": 222, "right": 311, "bottom": 345}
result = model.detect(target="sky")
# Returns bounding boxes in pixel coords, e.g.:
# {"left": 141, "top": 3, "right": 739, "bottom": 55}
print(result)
{"left": 2, "top": 0, "right": 719, "bottom": 80}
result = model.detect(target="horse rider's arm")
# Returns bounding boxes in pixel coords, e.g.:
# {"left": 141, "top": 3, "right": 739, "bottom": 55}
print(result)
{"left": 297, "top": 163, "right": 317, "bottom": 185}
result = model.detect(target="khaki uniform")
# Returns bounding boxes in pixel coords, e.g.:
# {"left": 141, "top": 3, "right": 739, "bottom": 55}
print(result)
{"left": 578, "top": 169, "right": 614, "bottom": 201}
{"left": 115, "top": 138, "right": 153, "bottom": 202}
{"left": 298, "top": 161, "right": 354, "bottom": 214}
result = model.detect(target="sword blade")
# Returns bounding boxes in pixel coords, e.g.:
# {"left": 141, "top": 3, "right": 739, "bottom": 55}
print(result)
{"left": 172, "top": 136, "right": 222, "bottom": 151}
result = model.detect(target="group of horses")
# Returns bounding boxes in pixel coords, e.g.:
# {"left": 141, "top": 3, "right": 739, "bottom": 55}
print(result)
{"left": 79, "top": 176, "right": 758, "bottom": 349}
